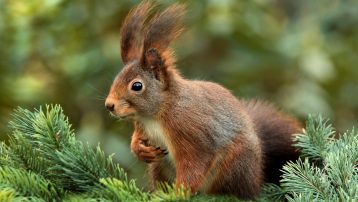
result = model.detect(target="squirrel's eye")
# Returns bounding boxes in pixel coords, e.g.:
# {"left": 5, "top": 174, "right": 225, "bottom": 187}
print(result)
{"left": 131, "top": 82, "right": 143, "bottom": 91}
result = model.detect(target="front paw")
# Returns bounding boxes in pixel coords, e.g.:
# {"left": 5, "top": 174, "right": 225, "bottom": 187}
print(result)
{"left": 134, "top": 139, "right": 168, "bottom": 163}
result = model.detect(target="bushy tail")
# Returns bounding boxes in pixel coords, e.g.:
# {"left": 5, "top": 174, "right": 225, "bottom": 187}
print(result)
{"left": 242, "top": 100, "right": 302, "bottom": 184}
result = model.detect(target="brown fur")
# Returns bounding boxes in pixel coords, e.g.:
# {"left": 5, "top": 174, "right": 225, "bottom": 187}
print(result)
{"left": 241, "top": 100, "right": 301, "bottom": 184}
{"left": 105, "top": 1, "right": 301, "bottom": 199}
{"left": 120, "top": 1, "right": 153, "bottom": 64}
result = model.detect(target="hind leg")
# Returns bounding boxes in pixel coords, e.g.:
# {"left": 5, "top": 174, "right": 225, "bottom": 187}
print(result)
{"left": 206, "top": 135, "right": 263, "bottom": 199}
{"left": 147, "top": 158, "right": 175, "bottom": 189}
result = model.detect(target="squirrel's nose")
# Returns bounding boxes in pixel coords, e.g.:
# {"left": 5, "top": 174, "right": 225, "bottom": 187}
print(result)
{"left": 105, "top": 100, "right": 115, "bottom": 112}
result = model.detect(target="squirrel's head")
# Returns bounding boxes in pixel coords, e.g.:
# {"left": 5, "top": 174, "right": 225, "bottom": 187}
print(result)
{"left": 105, "top": 1, "right": 185, "bottom": 119}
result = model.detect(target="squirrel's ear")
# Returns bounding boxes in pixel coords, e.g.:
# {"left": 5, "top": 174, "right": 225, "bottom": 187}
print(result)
{"left": 142, "top": 48, "right": 167, "bottom": 80}
{"left": 120, "top": 1, "right": 153, "bottom": 64}
{"left": 140, "top": 4, "right": 185, "bottom": 77}
{"left": 143, "top": 48, "right": 163, "bottom": 69}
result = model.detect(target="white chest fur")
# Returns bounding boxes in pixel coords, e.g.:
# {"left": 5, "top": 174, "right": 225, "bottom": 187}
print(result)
{"left": 141, "top": 119, "right": 175, "bottom": 166}
{"left": 141, "top": 119, "right": 168, "bottom": 149}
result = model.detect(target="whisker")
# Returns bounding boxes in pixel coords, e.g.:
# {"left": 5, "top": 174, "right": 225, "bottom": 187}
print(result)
{"left": 86, "top": 83, "right": 109, "bottom": 101}
{"left": 94, "top": 95, "right": 107, "bottom": 101}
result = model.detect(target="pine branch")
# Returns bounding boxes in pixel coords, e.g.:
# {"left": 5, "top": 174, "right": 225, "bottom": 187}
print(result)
{"left": 50, "top": 143, "right": 127, "bottom": 191}
{"left": 6, "top": 105, "right": 127, "bottom": 192}
{"left": 280, "top": 158, "right": 336, "bottom": 201}
{"left": 1, "top": 105, "right": 357, "bottom": 201}
{"left": 280, "top": 116, "right": 358, "bottom": 201}
{"left": 91, "top": 178, "right": 150, "bottom": 201}
{"left": 294, "top": 115, "right": 335, "bottom": 164}
{"left": 63, "top": 195, "right": 110, "bottom": 202}
{"left": 0, "top": 166, "right": 62, "bottom": 201}
{"left": 325, "top": 130, "right": 358, "bottom": 200}
{"left": 8, "top": 105, "right": 75, "bottom": 157}
{"left": 1, "top": 105, "right": 190, "bottom": 201}
{"left": 8, "top": 136, "right": 50, "bottom": 174}
{"left": 258, "top": 183, "right": 285, "bottom": 202}
{"left": 0, "top": 143, "right": 14, "bottom": 167}
{"left": 285, "top": 192, "right": 323, "bottom": 202}
{"left": 0, "top": 188, "right": 17, "bottom": 202}
{"left": 151, "top": 183, "right": 189, "bottom": 201}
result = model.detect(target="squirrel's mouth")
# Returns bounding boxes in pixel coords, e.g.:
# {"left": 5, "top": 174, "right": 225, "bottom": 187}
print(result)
{"left": 109, "top": 111, "right": 135, "bottom": 120}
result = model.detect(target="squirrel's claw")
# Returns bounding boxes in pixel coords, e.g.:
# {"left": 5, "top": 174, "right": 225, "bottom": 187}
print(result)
{"left": 135, "top": 141, "right": 167, "bottom": 163}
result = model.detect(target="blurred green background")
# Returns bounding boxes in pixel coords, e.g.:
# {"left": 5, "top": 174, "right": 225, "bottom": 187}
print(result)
{"left": 1, "top": 0, "right": 357, "bottom": 188}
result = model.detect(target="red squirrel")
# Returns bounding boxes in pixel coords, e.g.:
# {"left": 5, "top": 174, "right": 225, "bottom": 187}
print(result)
{"left": 105, "top": 2, "right": 301, "bottom": 199}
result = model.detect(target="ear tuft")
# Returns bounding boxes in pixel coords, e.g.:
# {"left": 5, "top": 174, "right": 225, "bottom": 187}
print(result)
{"left": 140, "top": 4, "right": 186, "bottom": 70}
{"left": 120, "top": 1, "right": 154, "bottom": 64}
{"left": 145, "top": 48, "right": 163, "bottom": 69}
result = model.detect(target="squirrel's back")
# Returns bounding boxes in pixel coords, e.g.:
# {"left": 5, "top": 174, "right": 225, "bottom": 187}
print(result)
{"left": 241, "top": 100, "right": 301, "bottom": 183}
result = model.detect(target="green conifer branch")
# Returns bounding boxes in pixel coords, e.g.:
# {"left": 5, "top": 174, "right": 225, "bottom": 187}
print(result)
{"left": 0, "top": 166, "right": 62, "bottom": 201}
{"left": 281, "top": 116, "right": 358, "bottom": 201}
{"left": 281, "top": 158, "right": 335, "bottom": 200}
{"left": 293, "top": 115, "right": 335, "bottom": 164}
{"left": 0, "top": 105, "right": 357, "bottom": 201}
{"left": 0, "top": 188, "right": 17, "bottom": 202}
